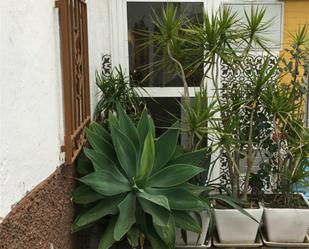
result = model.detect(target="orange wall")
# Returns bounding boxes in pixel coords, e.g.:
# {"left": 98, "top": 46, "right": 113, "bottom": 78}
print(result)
{"left": 283, "top": 0, "right": 309, "bottom": 46}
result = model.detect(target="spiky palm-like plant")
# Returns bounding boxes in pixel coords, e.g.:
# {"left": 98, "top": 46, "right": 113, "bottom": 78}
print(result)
{"left": 72, "top": 104, "right": 210, "bottom": 249}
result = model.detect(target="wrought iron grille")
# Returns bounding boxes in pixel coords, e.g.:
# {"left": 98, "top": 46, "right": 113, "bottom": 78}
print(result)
{"left": 56, "top": 0, "right": 91, "bottom": 164}
{"left": 219, "top": 54, "right": 279, "bottom": 193}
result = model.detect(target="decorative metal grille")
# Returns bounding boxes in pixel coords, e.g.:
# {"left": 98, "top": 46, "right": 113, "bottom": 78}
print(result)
{"left": 56, "top": 0, "right": 91, "bottom": 164}
{"left": 219, "top": 54, "right": 279, "bottom": 193}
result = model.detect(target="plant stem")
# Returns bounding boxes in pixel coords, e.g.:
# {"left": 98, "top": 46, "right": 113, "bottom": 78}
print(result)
{"left": 243, "top": 105, "right": 256, "bottom": 201}
{"left": 167, "top": 44, "right": 190, "bottom": 99}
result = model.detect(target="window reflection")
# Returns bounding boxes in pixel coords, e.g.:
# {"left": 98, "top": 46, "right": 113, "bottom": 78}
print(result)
{"left": 127, "top": 2, "right": 203, "bottom": 87}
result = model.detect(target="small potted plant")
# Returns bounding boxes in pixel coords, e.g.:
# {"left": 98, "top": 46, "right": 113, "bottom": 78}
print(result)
{"left": 260, "top": 25, "right": 309, "bottom": 244}
{"left": 211, "top": 56, "right": 277, "bottom": 245}
{"left": 72, "top": 104, "right": 209, "bottom": 249}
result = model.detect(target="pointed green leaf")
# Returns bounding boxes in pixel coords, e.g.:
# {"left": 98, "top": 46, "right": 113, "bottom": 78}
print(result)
{"left": 168, "top": 148, "right": 206, "bottom": 166}
{"left": 138, "top": 132, "right": 155, "bottom": 183}
{"left": 73, "top": 195, "right": 124, "bottom": 229}
{"left": 85, "top": 128, "right": 116, "bottom": 163}
{"left": 114, "top": 193, "right": 136, "bottom": 241}
{"left": 138, "top": 198, "right": 170, "bottom": 226}
{"left": 84, "top": 148, "right": 127, "bottom": 182}
{"left": 77, "top": 157, "right": 93, "bottom": 175}
{"left": 79, "top": 170, "right": 130, "bottom": 196}
{"left": 116, "top": 103, "right": 140, "bottom": 152}
{"left": 147, "top": 188, "right": 206, "bottom": 210}
{"left": 72, "top": 184, "right": 104, "bottom": 204}
{"left": 89, "top": 122, "right": 112, "bottom": 144}
{"left": 173, "top": 211, "right": 201, "bottom": 233}
{"left": 153, "top": 124, "right": 179, "bottom": 171}
{"left": 210, "top": 195, "right": 259, "bottom": 223}
{"left": 153, "top": 214, "right": 175, "bottom": 249}
{"left": 137, "top": 191, "right": 170, "bottom": 211}
{"left": 127, "top": 226, "right": 140, "bottom": 247}
{"left": 98, "top": 216, "right": 118, "bottom": 249}
{"left": 112, "top": 127, "right": 137, "bottom": 178}
{"left": 137, "top": 109, "right": 151, "bottom": 145}
{"left": 148, "top": 164, "right": 205, "bottom": 188}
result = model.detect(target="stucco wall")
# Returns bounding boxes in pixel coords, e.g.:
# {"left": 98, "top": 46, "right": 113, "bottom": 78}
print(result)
{"left": 0, "top": 0, "right": 111, "bottom": 220}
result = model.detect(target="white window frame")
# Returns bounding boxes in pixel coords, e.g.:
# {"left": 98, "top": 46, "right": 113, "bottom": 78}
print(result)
{"left": 108, "top": 0, "right": 217, "bottom": 98}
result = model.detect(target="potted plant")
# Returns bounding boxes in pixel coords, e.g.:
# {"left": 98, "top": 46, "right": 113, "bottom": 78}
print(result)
{"left": 138, "top": 4, "right": 275, "bottom": 245}
{"left": 259, "top": 25, "right": 309, "bottom": 244}
{"left": 72, "top": 104, "right": 210, "bottom": 249}
{"left": 94, "top": 65, "right": 144, "bottom": 127}
{"left": 211, "top": 55, "right": 278, "bottom": 244}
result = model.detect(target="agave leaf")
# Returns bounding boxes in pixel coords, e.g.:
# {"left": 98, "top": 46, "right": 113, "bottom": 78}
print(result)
{"left": 177, "top": 183, "right": 210, "bottom": 196}
{"left": 108, "top": 111, "right": 120, "bottom": 130}
{"left": 85, "top": 128, "right": 117, "bottom": 163}
{"left": 88, "top": 122, "right": 112, "bottom": 144}
{"left": 137, "top": 109, "right": 151, "bottom": 146}
{"left": 148, "top": 187, "right": 206, "bottom": 211}
{"left": 98, "top": 216, "right": 118, "bottom": 249}
{"left": 147, "top": 164, "right": 205, "bottom": 188}
{"left": 114, "top": 193, "right": 136, "bottom": 241}
{"left": 138, "top": 198, "right": 170, "bottom": 226}
{"left": 79, "top": 170, "right": 130, "bottom": 196}
{"left": 116, "top": 103, "right": 140, "bottom": 151}
{"left": 143, "top": 217, "right": 169, "bottom": 249}
{"left": 168, "top": 148, "right": 206, "bottom": 166}
{"left": 173, "top": 211, "right": 201, "bottom": 233}
{"left": 137, "top": 191, "right": 170, "bottom": 211}
{"left": 77, "top": 157, "right": 93, "bottom": 175}
{"left": 210, "top": 195, "right": 259, "bottom": 223}
{"left": 73, "top": 195, "right": 124, "bottom": 230}
{"left": 153, "top": 124, "right": 179, "bottom": 171}
{"left": 112, "top": 127, "right": 137, "bottom": 179}
{"left": 127, "top": 226, "right": 140, "bottom": 247}
{"left": 84, "top": 147, "right": 127, "bottom": 182}
{"left": 153, "top": 214, "right": 175, "bottom": 249}
{"left": 72, "top": 184, "right": 104, "bottom": 204}
{"left": 137, "top": 132, "right": 155, "bottom": 184}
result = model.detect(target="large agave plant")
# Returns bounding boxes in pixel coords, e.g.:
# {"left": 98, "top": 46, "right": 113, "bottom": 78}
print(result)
{"left": 72, "top": 104, "right": 208, "bottom": 249}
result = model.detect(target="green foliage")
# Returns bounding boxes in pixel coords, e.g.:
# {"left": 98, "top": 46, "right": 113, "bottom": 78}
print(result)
{"left": 94, "top": 66, "right": 144, "bottom": 126}
{"left": 73, "top": 104, "right": 209, "bottom": 249}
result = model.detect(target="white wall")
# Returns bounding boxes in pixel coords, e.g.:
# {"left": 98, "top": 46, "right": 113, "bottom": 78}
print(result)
{"left": 0, "top": 0, "right": 111, "bottom": 219}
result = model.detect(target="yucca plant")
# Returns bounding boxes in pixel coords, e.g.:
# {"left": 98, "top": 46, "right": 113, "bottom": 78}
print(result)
{"left": 72, "top": 104, "right": 211, "bottom": 249}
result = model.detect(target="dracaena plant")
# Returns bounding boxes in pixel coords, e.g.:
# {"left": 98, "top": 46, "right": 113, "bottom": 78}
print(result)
{"left": 139, "top": 4, "right": 275, "bottom": 201}
{"left": 72, "top": 104, "right": 210, "bottom": 249}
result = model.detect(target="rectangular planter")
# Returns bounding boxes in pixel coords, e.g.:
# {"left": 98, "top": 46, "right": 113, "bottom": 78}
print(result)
{"left": 214, "top": 207, "right": 263, "bottom": 244}
{"left": 263, "top": 193, "right": 309, "bottom": 243}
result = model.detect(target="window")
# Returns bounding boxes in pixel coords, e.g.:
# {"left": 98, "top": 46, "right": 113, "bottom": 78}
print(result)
{"left": 127, "top": 2, "right": 204, "bottom": 87}
{"left": 222, "top": 1, "right": 284, "bottom": 50}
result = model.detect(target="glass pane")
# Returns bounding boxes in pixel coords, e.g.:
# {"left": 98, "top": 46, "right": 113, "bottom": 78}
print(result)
{"left": 223, "top": 3, "right": 283, "bottom": 49}
{"left": 127, "top": 2, "right": 203, "bottom": 87}
{"left": 144, "top": 97, "right": 181, "bottom": 136}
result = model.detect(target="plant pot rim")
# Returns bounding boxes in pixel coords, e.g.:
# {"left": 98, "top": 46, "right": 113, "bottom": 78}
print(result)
{"left": 214, "top": 206, "right": 263, "bottom": 211}
{"left": 263, "top": 193, "right": 309, "bottom": 210}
